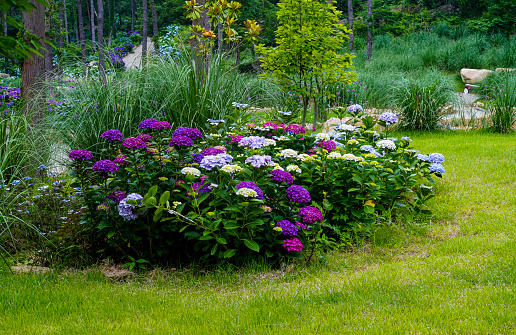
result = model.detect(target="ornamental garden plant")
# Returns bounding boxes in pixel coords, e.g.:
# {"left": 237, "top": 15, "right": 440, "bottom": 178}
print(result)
{"left": 63, "top": 104, "right": 445, "bottom": 265}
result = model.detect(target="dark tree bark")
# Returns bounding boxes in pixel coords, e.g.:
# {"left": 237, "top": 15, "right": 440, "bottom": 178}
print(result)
{"left": 76, "top": 0, "right": 87, "bottom": 74}
{"left": 217, "top": 22, "right": 223, "bottom": 54}
{"left": 107, "top": 0, "right": 114, "bottom": 45}
{"left": 131, "top": 0, "right": 136, "bottom": 31}
{"left": 58, "top": 5, "right": 65, "bottom": 48}
{"left": 2, "top": 11, "right": 7, "bottom": 36}
{"left": 348, "top": 0, "right": 354, "bottom": 51}
{"left": 21, "top": 0, "right": 46, "bottom": 128}
{"left": 150, "top": 0, "right": 158, "bottom": 52}
{"left": 366, "top": 0, "right": 372, "bottom": 61}
{"left": 64, "top": 0, "right": 69, "bottom": 43}
{"left": 90, "top": 0, "right": 96, "bottom": 52}
{"left": 97, "top": 0, "right": 106, "bottom": 81}
{"left": 142, "top": 0, "right": 148, "bottom": 66}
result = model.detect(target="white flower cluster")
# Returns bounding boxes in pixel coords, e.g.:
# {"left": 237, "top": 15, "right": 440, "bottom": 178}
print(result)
{"left": 315, "top": 133, "right": 330, "bottom": 141}
{"left": 336, "top": 124, "right": 356, "bottom": 132}
{"left": 296, "top": 154, "right": 314, "bottom": 162}
{"left": 342, "top": 153, "right": 364, "bottom": 162}
{"left": 280, "top": 149, "right": 298, "bottom": 158}
{"left": 275, "top": 136, "right": 290, "bottom": 141}
{"left": 209, "top": 133, "right": 222, "bottom": 138}
{"left": 236, "top": 188, "right": 258, "bottom": 198}
{"left": 376, "top": 140, "right": 396, "bottom": 150}
{"left": 286, "top": 164, "right": 302, "bottom": 173}
{"left": 172, "top": 201, "right": 182, "bottom": 209}
{"left": 221, "top": 164, "right": 243, "bottom": 174}
{"left": 327, "top": 152, "right": 342, "bottom": 159}
{"left": 266, "top": 139, "right": 277, "bottom": 146}
{"left": 271, "top": 163, "right": 284, "bottom": 171}
{"left": 181, "top": 167, "right": 201, "bottom": 176}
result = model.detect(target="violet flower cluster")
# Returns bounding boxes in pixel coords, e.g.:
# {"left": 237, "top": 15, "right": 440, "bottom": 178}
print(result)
{"left": 276, "top": 220, "right": 298, "bottom": 236}
{"left": 347, "top": 104, "right": 363, "bottom": 113}
{"left": 298, "top": 206, "right": 323, "bottom": 224}
{"left": 169, "top": 136, "right": 193, "bottom": 147}
{"left": 122, "top": 137, "right": 147, "bottom": 150}
{"left": 379, "top": 112, "right": 399, "bottom": 125}
{"left": 92, "top": 160, "right": 119, "bottom": 176}
{"left": 238, "top": 136, "right": 269, "bottom": 149}
{"left": 138, "top": 118, "right": 158, "bottom": 129}
{"left": 270, "top": 169, "right": 294, "bottom": 184}
{"left": 200, "top": 153, "right": 233, "bottom": 170}
{"left": 173, "top": 127, "right": 203, "bottom": 140}
{"left": 236, "top": 181, "right": 264, "bottom": 200}
{"left": 317, "top": 140, "right": 337, "bottom": 152}
{"left": 202, "top": 147, "right": 225, "bottom": 156}
{"left": 137, "top": 134, "right": 153, "bottom": 142}
{"left": 107, "top": 190, "right": 127, "bottom": 203}
{"left": 286, "top": 185, "right": 311, "bottom": 204}
{"left": 245, "top": 155, "right": 273, "bottom": 168}
{"left": 69, "top": 149, "right": 93, "bottom": 161}
{"left": 118, "top": 193, "right": 144, "bottom": 220}
{"left": 100, "top": 129, "right": 124, "bottom": 142}
{"left": 428, "top": 153, "right": 445, "bottom": 164}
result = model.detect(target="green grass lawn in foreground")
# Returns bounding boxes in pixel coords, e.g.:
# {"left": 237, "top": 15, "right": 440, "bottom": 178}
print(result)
{"left": 1, "top": 131, "right": 515, "bottom": 334}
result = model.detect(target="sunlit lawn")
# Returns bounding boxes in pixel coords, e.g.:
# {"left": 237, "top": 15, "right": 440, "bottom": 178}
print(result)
{"left": 1, "top": 131, "right": 515, "bottom": 334}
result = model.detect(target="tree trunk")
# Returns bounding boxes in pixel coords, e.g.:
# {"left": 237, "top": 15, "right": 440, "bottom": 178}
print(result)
{"left": 76, "top": 0, "right": 87, "bottom": 75}
{"left": 234, "top": 44, "right": 240, "bottom": 66}
{"left": 58, "top": 5, "right": 65, "bottom": 49}
{"left": 366, "top": 0, "right": 372, "bottom": 61}
{"left": 2, "top": 11, "right": 7, "bottom": 36}
{"left": 90, "top": 0, "right": 96, "bottom": 52}
{"left": 131, "top": 0, "right": 136, "bottom": 31}
{"left": 301, "top": 97, "right": 308, "bottom": 128}
{"left": 312, "top": 99, "right": 318, "bottom": 131}
{"left": 107, "top": 0, "right": 114, "bottom": 46}
{"left": 347, "top": 0, "right": 354, "bottom": 52}
{"left": 142, "top": 0, "right": 148, "bottom": 67}
{"left": 97, "top": 0, "right": 106, "bottom": 81}
{"left": 21, "top": 0, "right": 46, "bottom": 129}
{"left": 64, "top": 0, "right": 69, "bottom": 43}
{"left": 44, "top": 6, "right": 53, "bottom": 76}
{"left": 150, "top": 0, "right": 158, "bottom": 53}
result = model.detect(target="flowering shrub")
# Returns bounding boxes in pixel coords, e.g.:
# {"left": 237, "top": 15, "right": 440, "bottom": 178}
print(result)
{"left": 69, "top": 111, "right": 443, "bottom": 264}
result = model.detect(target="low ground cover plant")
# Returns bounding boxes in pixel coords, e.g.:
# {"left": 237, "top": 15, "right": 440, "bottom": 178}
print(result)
{"left": 59, "top": 105, "right": 445, "bottom": 265}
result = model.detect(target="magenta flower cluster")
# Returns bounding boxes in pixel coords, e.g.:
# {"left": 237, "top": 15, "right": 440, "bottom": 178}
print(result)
{"left": 137, "top": 134, "right": 153, "bottom": 142}
{"left": 202, "top": 147, "right": 225, "bottom": 156}
{"left": 100, "top": 129, "right": 124, "bottom": 142}
{"left": 169, "top": 136, "right": 193, "bottom": 147}
{"left": 285, "top": 185, "right": 311, "bottom": 204}
{"left": 122, "top": 137, "right": 147, "bottom": 150}
{"left": 282, "top": 237, "right": 303, "bottom": 252}
{"left": 317, "top": 140, "right": 337, "bottom": 152}
{"left": 149, "top": 121, "right": 172, "bottom": 130}
{"left": 284, "top": 124, "right": 305, "bottom": 134}
{"left": 298, "top": 206, "right": 323, "bottom": 224}
{"left": 69, "top": 149, "right": 93, "bottom": 160}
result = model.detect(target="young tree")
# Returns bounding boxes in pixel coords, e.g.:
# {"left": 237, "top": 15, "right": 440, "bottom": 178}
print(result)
{"left": 347, "top": 0, "right": 353, "bottom": 51}
{"left": 256, "top": 0, "right": 357, "bottom": 129}
{"left": 97, "top": 0, "right": 106, "bottom": 80}
{"left": 366, "top": 0, "right": 372, "bottom": 61}
{"left": 76, "top": 0, "right": 87, "bottom": 73}
{"left": 142, "top": 0, "right": 148, "bottom": 66}
{"left": 90, "top": 0, "right": 96, "bottom": 51}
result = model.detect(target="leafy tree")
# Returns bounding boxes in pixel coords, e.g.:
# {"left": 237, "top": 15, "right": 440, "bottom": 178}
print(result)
{"left": 256, "top": 0, "right": 358, "bottom": 128}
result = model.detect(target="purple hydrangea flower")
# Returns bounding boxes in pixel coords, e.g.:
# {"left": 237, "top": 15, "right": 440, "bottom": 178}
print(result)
{"left": 347, "top": 104, "right": 363, "bottom": 113}
{"left": 138, "top": 118, "right": 158, "bottom": 129}
{"left": 298, "top": 206, "right": 323, "bottom": 224}
{"left": 137, "top": 134, "right": 153, "bottom": 142}
{"left": 200, "top": 153, "right": 233, "bottom": 170}
{"left": 276, "top": 220, "right": 298, "bottom": 236}
{"left": 317, "top": 140, "right": 337, "bottom": 152}
{"left": 92, "top": 160, "right": 119, "bottom": 176}
{"left": 262, "top": 122, "right": 278, "bottom": 130}
{"left": 401, "top": 136, "right": 412, "bottom": 141}
{"left": 283, "top": 124, "right": 305, "bottom": 134}
{"left": 270, "top": 169, "right": 293, "bottom": 184}
{"left": 236, "top": 181, "right": 263, "bottom": 200}
{"left": 114, "top": 154, "right": 128, "bottom": 165}
{"left": 360, "top": 145, "right": 374, "bottom": 152}
{"left": 149, "top": 121, "right": 172, "bottom": 130}
{"left": 202, "top": 147, "right": 225, "bottom": 156}
{"left": 169, "top": 136, "right": 193, "bottom": 147}
{"left": 286, "top": 185, "right": 311, "bottom": 204}
{"left": 191, "top": 153, "right": 204, "bottom": 164}
{"left": 122, "top": 137, "right": 147, "bottom": 150}
{"left": 282, "top": 237, "right": 303, "bottom": 252}
{"left": 107, "top": 190, "right": 127, "bottom": 203}
{"left": 238, "top": 136, "right": 269, "bottom": 149}
{"left": 173, "top": 127, "right": 203, "bottom": 140}
{"left": 416, "top": 154, "right": 429, "bottom": 162}
{"left": 428, "top": 153, "right": 445, "bottom": 164}
{"left": 188, "top": 182, "right": 212, "bottom": 197}
{"left": 429, "top": 163, "right": 445, "bottom": 176}
{"left": 100, "top": 129, "right": 124, "bottom": 142}
{"left": 228, "top": 135, "right": 243, "bottom": 144}
{"left": 118, "top": 193, "right": 144, "bottom": 220}
{"left": 69, "top": 149, "right": 93, "bottom": 160}
{"left": 245, "top": 155, "right": 273, "bottom": 168}
{"left": 379, "top": 112, "right": 399, "bottom": 125}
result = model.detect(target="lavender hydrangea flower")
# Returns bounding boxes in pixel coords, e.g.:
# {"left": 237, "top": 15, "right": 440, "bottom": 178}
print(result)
{"left": 188, "top": 182, "right": 212, "bottom": 197}
{"left": 92, "top": 160, "right": 119, "bottom": 176}
{"left": 107, "top": 190, "right": 127, "bottom": 203}
{"left": 173, "top": 127, "right": 203, "bottom": 140}
{"left": 270, "top": 169, "right": 294, "bottom": 184}
{"left": 137, "top": 134, "right": 153, "bottom": 142}
{"left": 149, "top": 121, "right": 172, "bottom": 130}
{"left": 169, "top": 136, "right": 193, "bottom": 147}
{"left": 236, "top": 181, "right": 263, "bottom": 200}
{"left": 429, "top": 163, "right": 445, "bottom": 176}
{"left": 122, "top": 137, "right": 147, "bottom": 150}
{"left": 401, "top": 136, "right": 412, "bottom": 141}
{"left": 276, "top": 220, "right": 298, "bottom": 236}
{"left": 416, "top": 154, "right": 429, "bottom": 162}
{"left": 69, "top": 149, "right": 93, "bottom": 160}
{"left": 286, "top": 184, "right": 311, "bottom": 204}
{"left": 245, "top": 155, "right": 273, "bottom": 168}
{"left": 428, "top": 153, "right": 445, "bottom": 164}
{"left": 100, "top": 129, "right": 124, "bottom": 142}
{"left": 379, "top": 112, "right": 399, "bottom": 125}
{"left": 282, "top": 237, "right": 303, "bottom": 252}
{"left": 238, "top": 136, "right": 269, "bottom": 149}
{"left": 298, "top": 206, "right": 323, "bottom": 224}
{"left": 118, "top": 193, "right": 144, "bottom": 220}
{"left": 202, "top": 147, "right": 225, "bottom": 156}
{"left": 360, "top": 145, "right": 374, "bottom": 152}
{"left": 347, "top": 104, "right": 363, "bottom": 113}
{"left": 138, "top": 118, "right": 158, "bottom": 129}
{"left": 200, "top": 153, "right": 233, "bottom": 170}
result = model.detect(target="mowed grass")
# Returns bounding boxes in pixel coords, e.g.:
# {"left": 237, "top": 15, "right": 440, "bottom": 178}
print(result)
{"left": 1, "top": 131, "right": 516, "bottom": 334}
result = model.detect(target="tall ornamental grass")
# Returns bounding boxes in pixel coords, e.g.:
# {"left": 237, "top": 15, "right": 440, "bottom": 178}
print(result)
{"left": 479, "top": 73, "right": 516, "bottom": 133}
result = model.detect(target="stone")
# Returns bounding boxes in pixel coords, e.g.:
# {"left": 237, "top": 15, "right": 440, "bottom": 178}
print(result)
{"left": 460, "top": 68, "right": 493, "bottom": 84}
{"left": 87, "top": 61, "right": 98, "bottom": 67}
{"left": 11, "top": 265, "right": 52, "bottom": 274}
{"left": 0, "top": 73, "right": 10, "bottom": 78}
{"left": 495, "top": 68, "right": 516, "bottom": 73}
{"left": 322, "top": 117, "right": 342, "bottom": 133}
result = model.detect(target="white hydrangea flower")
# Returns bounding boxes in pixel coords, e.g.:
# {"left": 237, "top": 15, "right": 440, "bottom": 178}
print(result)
{"left": 315, "top": 133, "right": 330, "bottom": 141}
{"left": 296, "top": 154, "right": 315, "bottom": 162}
{"left": 181, "top": 167, "right": 201, "bottom": 176}
{"left": 376, "top": 140, "right": 396, "bottom": 150}
{"left": 271, "top": 163, "right": 284, "bottom": 171}
{"left": 209, "top": 133, "right": 222, "bottom": 138}
{"left": 336, "top": 124, "right": 356, "bottom": 132}
{"left": 276, "top": 136, "right": 290, "bottom": 141}
{"left": 286, "top": 164, "right": 302, "bottom": 173}
{"left": 341, "top": 153, "right": 362, "bottom": 161}
{"left": 221, "top": 164, "right": 243, "bottom": 174}
{"left": 280, "top": 149, "right": 298, "bottom": 158}
{"left": 172, "top": 201, "right": 182, "bottom": 209}
{"left": 266, "top": 139, "right": 277, "bottom": 146}
{"left": 236, "top": 188, "right": 258, "bottom": 198}
{"left": 328, "top": 152, "right": 342, "bottom": 159}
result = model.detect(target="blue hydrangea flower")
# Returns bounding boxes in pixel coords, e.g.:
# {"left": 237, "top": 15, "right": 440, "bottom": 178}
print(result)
{"left": 379, "top": 112, "right": 399, "bottom": 125}
{"left": 360, "top": 145, "right": 374, "bottom": 152}
{"left": 416, "top": 154, "right": 429, "bottom": 162}
{"left": 429, "top": 163, "right": 445, "bottom": 176}
{"left": 200, "top": 153, "right": 233, "bottom": 170}
{"left": 347, "top": 104, "right": 363, "bottom": 113}
{"left": 428, "top": 153, "right": 445, "bottom": 164}
{"left": 118, "top": 193, "right": 145, "bottom": 220}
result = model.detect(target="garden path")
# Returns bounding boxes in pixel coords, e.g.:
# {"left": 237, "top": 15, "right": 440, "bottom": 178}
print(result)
{"left": 444, "top": 92, "right": 487, "bottom": 120}
{"left": 123, "top": 38, "right": 154, "bottom": 69}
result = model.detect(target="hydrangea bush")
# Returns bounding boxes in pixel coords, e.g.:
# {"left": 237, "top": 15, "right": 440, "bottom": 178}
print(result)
{"left": 69, "top": 111, "right": 444, "bottom": 264}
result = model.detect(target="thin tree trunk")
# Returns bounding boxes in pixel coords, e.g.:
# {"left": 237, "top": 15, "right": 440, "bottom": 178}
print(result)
{"left": 366, "top": 0, "right": 372, "bottom": 61}
{"left": 312, "top": 99, "right": 318, "bottom": 131}
{"left": 64, "top": 0, "right": 69, "bottom": 43}
{"left": 76, "top": 0, "right": 87, "bottom": 75}
{"left": 97, "top": 0, "right": 106, "bottom": 81}
{"left": 142, "top": 0, "right": 148, "bottom": 66}
{"left": 2, "top": 11, "right": 7, "bottom": 36}
{"left": 90, "top": 0, "right": 96, "bottom": 52}
{"left": 150, "top": 0, "right": 158, "bottom": 52}
{"left": 74, "top": 2, "right": 79, "bottom": 44}
{"left": 58, "top": 5, "right": 65, "bottom": 48}
{"left": 44, "top": 6, "right": 53, "bottom": 75}
{"left": 21, "top": 0, "right": 46, "bottom": 128}
{"left": 217, "top": 22, "right": 223, "bottom": 54}
{"left": 348, "top": 0, "right": 354, "bottom": 52}
{"left": 131, "top": 0, "right": 136, "bottom": 31}
{"left": 107, "top": 0, "right": 114, "bottom": 45}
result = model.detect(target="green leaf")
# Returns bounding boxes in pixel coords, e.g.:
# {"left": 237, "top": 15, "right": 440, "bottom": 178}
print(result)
{"left": 215, "top": 237, "right": 227, "bottom": 244}
{"left": 107, "top": 231, "right": 116, "bottom": 238}
{"left": 224, "top": 249, "right": 237, "bottom": 258}
{"left": 159, "top": 191, "right": 170, "bottom": 206}
{"left": 243, "top": 239, "right": 260, "bottom": 252}
{"left": 210, "top": 243, "right": 218, "bottom": 255}
{"left": 199, "top": 235, "right": 214, "bottom": 241}
{"left": 223, "top": 222, "right": 240, "bottom": 230}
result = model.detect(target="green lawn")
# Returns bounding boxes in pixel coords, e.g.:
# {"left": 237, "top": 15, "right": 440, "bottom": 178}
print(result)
{"left": 1, "top": 131, "right": 515, "bottom": 334}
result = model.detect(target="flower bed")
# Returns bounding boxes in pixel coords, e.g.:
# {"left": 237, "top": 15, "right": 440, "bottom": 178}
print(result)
{"left": 68, "top": 107, "right": 444, "bottom": 263}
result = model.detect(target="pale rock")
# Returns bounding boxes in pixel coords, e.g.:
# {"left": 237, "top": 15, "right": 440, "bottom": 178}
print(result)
{"left": 322, "top": 117, "right": 342, "bottom": 133}
{"left": 460, "top": 68, "right": 493, "bottom": 84}
{"left": 0, "top": 73, "right": 10, "bottom": 78}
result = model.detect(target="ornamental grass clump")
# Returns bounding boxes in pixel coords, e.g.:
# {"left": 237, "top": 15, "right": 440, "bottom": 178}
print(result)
{"left": 68, "top": 111, "right": 443, "bottom": 265}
